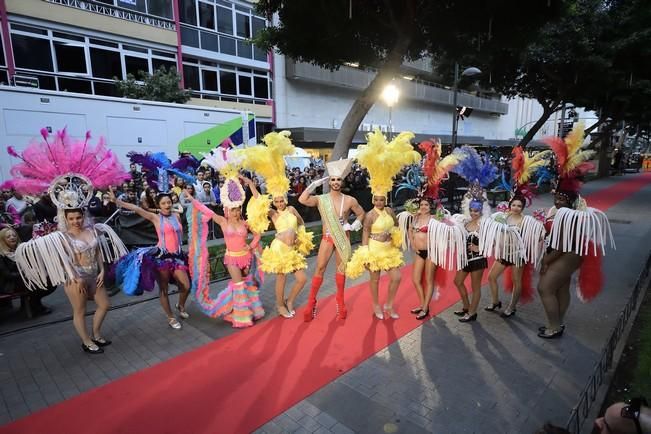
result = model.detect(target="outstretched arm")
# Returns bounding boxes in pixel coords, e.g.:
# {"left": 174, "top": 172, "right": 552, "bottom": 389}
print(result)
{"left": 108, "top": 188, "right": 157, "bottom": 224}
{"left": 298, "top": 177, "right": 328, "bottom": 207}
{"left": 240, "top": 176, "right": 259, "bottom": 198}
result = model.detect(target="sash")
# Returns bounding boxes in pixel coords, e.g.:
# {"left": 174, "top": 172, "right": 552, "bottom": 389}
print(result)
{"left": 317, "top": 194, "right": 351, "bottom": 273}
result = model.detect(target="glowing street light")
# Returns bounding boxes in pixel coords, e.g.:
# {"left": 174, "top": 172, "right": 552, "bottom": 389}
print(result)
{"left": 381, "top": 82, "right": 400, "bottom": 138}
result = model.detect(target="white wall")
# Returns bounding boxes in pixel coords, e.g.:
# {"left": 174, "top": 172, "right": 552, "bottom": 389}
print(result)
{"left": 0, "top": 87, "right": 250, "bottom": 182}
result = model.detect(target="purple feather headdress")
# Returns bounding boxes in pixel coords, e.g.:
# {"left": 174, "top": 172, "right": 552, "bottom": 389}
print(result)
{"left": 127, "top": 152, "right": 198, "bottom": 192}
{"left": 451, "top": 146, "right": 498, "bottom": 215}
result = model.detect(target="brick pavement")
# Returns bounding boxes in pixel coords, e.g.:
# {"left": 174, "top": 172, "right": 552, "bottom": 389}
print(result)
{"left": 0, "top": 174, "right": 650, "bottom": 433}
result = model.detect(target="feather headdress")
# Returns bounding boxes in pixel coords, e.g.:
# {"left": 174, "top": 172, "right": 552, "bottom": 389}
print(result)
{"left": 237, "top": 131, "right": 294, "bottom": 198}
{"left": 543, "top": 122, "right": 594, "bottom": 194}
{"left": 451, "top": 146, "right": 498, "bottom": 215}
{"left": 357, "top": 129, "right": 421, "bottom": 197}
{"left": 501, "top": 146, "right": 552, "bottom": 206}
{"left": 421, "top": 139, "right": 462, "bottom": 200}
{"left": 1, "top": 128, "right": 129, "bottom": 198}
{"left": 127, "top": 152, "right": 198, "bottom": 193}
{"left": 201, "top": 138, "right": 244, "bottom": 209}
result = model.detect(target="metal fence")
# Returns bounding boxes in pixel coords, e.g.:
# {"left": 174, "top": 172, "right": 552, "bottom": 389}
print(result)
{"left": 565, "top": 251, "right": 651, "bottom": 433}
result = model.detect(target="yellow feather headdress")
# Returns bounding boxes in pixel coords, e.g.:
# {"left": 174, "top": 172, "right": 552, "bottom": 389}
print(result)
{"left": 357, "top": 129, "right": 421, "bottom": 196}
{"left": 237, "top": 130, "right": 295, "bottom": 197}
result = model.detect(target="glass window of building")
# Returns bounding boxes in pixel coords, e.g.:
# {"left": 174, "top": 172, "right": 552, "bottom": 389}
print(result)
{"left": 252, "top": 17, "right": 265, "bottom": 37}
{"left": 235, "top": 12, "right": 250, "bottom": 38}
{"left": 147, "top": 0, "right": 173, "bottom": 19}
{"left": 219, "top": 36, "right": 236, "bottom": 56}
{"left": 238, "top": 74, "right": 251, "bottom": 95}
{"left": 179, "top": 0, "right": 197, "bottom": 25}
{"left": 216, "top": 5, "right": 234, "bottom": 35}
{"left": 118, "top": 0, "right": 147, "bottom": 14}
{"left": 90, "top": 48, "right": 122, "bottom": 79}
{"left": 0, "top": 33, "right": 5, "bottom": 67}
{"left": 200, "top": 31, "right": 220, "bottom": 52}
{"left": 219, "top": 70, "right": 236, "bottom": 94}
{"left": 124, "top": 55, "right": 149, "bottom": 79}
{"left": 199, "top": 2, "right": 215, "bottom": 30}
{"left": 54, "top": 41, "right": 87, "bottom": 74}
{"left": 58, "top": 77, "right": 92, "bottom": 94}
{"left": 253, "top": 76, "right": 268, "bottom": 99}
{"left": 152, "top": 58, "right": 176, "bottom": 72}
{"left": 202, "top": 69, "right": 218, "bottom": 91}
{"left": 11, "top": 34, "right": 53, "bottom": 71}
{"left": 183, "top": 64, "right": 200, "bottom": 90}
{"left": 181, "top": 26, "right": 200, "bottom": 47}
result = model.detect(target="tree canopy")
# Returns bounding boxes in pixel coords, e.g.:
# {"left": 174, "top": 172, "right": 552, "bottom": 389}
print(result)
{"left": 115, "top": 66, "right": 190, "bottom": 104}
{"left": 255, "top": 0, "right": 568, "bottom": 159}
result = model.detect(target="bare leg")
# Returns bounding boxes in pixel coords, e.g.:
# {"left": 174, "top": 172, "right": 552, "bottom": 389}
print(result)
{"left": 411, "top": 254, "right": 426, "bottom": 310}
{"left": 274, "top": 274, "right": 291, "bottom": 317}
{"left": 369, "top": 270, "right": 382, "bottom": 318}
{"left": 557, "top": 278, "right": 571, "bottom": 324}
{"left": 173, "top": 269, "right": 191, "bottom": 312}
{"left": 506, "top": 265, "right": 524, "bottom": 313}
{"left": 422, "top": 261, "right": 436, "bottom": 311}
{"left": 538, "top": 253, "right": 581, "bottom": 333}
{"left": 286, "top": 269, "right": 307, "bottom": 314}
{"left": 468, "top": 269, "right": 484, "bottom": 316}
{"left": 157, "top": 270, "right": 174, "bottom": 319}
{"left": 91, "top": 286, "right": 110, "bottom": 339}
{"left": 64, "top": 282, "right": 92, "bottom": 346}
{"left": 385, "top": 267, "right": 402, "bottom": 319}
{"left": 454, "top": 270, "right": 471, "bottom": 312}
{"left": 488, "top": 261, "right": 505, "bottom": 305}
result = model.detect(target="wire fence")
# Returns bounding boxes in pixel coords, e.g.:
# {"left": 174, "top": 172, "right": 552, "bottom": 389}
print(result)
{"left": 565, "top": 251, "right": 651, "bottom": 433}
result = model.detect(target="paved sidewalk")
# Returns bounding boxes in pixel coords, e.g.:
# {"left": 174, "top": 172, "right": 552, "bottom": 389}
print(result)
{"left": 0, "top": 174, "right": 650, "bottom": 433}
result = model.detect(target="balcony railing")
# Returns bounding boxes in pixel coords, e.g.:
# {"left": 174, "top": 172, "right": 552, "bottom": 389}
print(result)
{"left": 44, "top": 0, "right": 176, "bottom": 31}
{"left": 285, "top": 59, "right": 508, "bottom": 115}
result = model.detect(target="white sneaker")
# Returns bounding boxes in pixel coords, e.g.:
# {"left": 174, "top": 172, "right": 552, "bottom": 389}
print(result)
{"left": 168, "top": 317, "right": 182, "bottom": 330}
{"left": 175, "top": 304, "right": 190, "bottom": 319}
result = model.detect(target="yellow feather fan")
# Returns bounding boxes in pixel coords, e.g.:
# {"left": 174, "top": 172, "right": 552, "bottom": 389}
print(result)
{"left": 237, "top": 130, "right": 295, "bottom": 197}
{"left": 357, "top": 129, "right": 421, "bottom": 196}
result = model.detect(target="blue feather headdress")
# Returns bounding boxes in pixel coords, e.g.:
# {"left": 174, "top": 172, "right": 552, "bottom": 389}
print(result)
{"left": 128, "top": 151, "right": 198, "bottom": 193}
{"left": 451, "top": 146, "right": 498, "bottom": 213}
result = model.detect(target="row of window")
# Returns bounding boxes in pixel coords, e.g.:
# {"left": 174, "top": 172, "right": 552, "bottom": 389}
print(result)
{"left": 10, "top": 24, "right": 177, "bottom": 80}
{"left": 180, "top": 26, "right": 267, "bottom": 62}
{"left": 94, "top": 0, "right": 174, "bottom": 20}
{"left": 179, "top": 0, "right": 265, "bottom": 39}
{"left": 182, "top": 57, "right": 270, "bottom": 100}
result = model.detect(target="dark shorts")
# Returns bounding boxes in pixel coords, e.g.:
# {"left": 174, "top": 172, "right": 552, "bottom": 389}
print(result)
{"left": 498, "top": 259, "right": 514, "bottom": 267}
{"left": 416, "top": 249, "right": 428, "bottom": 260}
{"left": 463, "top": 257, "right": 488, "bottom": 273}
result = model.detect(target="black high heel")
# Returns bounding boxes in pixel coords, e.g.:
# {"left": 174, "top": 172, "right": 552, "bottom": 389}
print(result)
{"left": 537, "top": 328, "right": 564, "bottom": 339}
{"left": 458, "top": 313, "right": 477, "bottom": 323}
{"left": 82, "top": 343, "right": 104, "bottom": 354}
{"left": 415, "top": 309, "right": 429, "bottom": 320}
{"left": 484, "top": 301, "right": 502, "bottom": 312}
{"left": 500, "top": 309, "right": 516, "bottom": 318}
{"left": 410, "top": 307, "right": 423, "bottom": 314}
{"left": 538, "top": 324, "right": 565, "bottom": 333}
{"left": 453, "top": 308, "right": 468, "bottom": 317}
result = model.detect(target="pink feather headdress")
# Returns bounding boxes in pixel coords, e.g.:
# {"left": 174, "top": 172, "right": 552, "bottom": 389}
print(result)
{"left": 1, "top": 128, "right": 129, "bottom": 195}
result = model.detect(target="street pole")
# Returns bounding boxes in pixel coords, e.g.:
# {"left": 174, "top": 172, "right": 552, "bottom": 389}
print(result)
{"left": 388, "top": 105, "right": 393, "bottom": 140}
{"left": 451, "top": 63, "right": 459, "bottom": 148}
{"left": 558, "top": 102, "right": 566, "bottom": 138}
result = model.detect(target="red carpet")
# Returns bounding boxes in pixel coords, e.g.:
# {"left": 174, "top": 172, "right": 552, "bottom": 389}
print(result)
{"left": 2, "top": 173, "right": 651, "bottom": 434}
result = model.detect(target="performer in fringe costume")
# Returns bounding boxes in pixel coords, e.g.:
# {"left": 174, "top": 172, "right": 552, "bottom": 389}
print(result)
{"left": 537, "top": 123, "right": 615, "bottom": 338}
{"left": 299, "top": 156, "right": 365, "bottom": 322}
{"left": 450, "top": 146, "right": 498, "bottom": 323}
{"left": 1, "top": 128, "right": 128, "bottom": 353}
{"left": 186, "top": 141, "right": 264, "bottom": 328}
{"left": 346, "top": 129, "right": 420, "bottom": 320}
{"left": 484, "top": 147, "right": 550, "bottom": 317}
{"left": 395, "top": 139, "right": 465, "bottom": 320}
{"left": 111, "top": 152, "right": 197, "bottom": 330}
{"left": 237, "top": 131, "right": 314, "bottom": 318}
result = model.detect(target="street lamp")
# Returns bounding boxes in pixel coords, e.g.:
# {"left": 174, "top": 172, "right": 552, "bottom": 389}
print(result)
{"left": 381, "top": 82, "right": 400, "bottom": 139}
{"left": 451, "top": 64, "right": 482, "bottom": 148}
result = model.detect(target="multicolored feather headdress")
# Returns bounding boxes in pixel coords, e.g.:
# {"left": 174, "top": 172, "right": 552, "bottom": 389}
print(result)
{"left": 127, "top": 151, "right": 198, "bottom": 193}
{"left": 356, "top": 129, "right": 421, "bottom": 197}
{"left": 1, "top": 128, "right": 129, "bottom": 209}
{"left": 543, "top": 122, "right": 594, "bottom": 196}
{"left": 451, "top": 145, "right": 498, "bottom": 214}
{"left": 201, "top": 138, "right": 245, "bottom": 209}
{"left": 500, "top": 146, "right": 552, "bottom": 206}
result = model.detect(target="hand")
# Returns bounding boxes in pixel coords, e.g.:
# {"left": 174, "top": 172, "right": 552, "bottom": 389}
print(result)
{"left": 96, "top": 272, "right": 104, "bottom": 289}
{"left": 107, "top": 188, "right": 117, "bottom": 203}
{"left": 469, "top": 245, "right": 479, "bottom": 253}
{"left": 306, "top": 177, "right": 329, "bottom": 193}
{"left": 71, "top": 278, "right": 86, "bottom": 295}
{"left": 350, "top": 219, "right": 362, "bottom": 232}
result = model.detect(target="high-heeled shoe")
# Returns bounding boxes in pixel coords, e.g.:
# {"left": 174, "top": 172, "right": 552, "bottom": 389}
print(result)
{"left": 373, "top": 305, "right": 384, "bottom": 320}
{"left": 484, "top": 301, "right": 502, "bottom": 312}
{"left": 285, "top": 299, "right": 296, "bottom": 316}
{"left": 500, "top": 309, "right": 516, "bottom": 318}
{"left": 538, "top": 324, "right": 566, "bottom": 333}
{"left": 410, "top": 307, "right": 423, "bottom": 314}
{"left": 82, "top": 343, "right": 104, "bottom": 354}
{"left": 458, "top": 313, "right": 477, "bottom": 323}
{"left": 277, "top": 305, "right": 293, "bottom": 319}
{"left": 415, "top": 309, "right": 429, "bottom": 320}
{"left": 303, "top": 300, "right": 317, "bottom": 322}
{"left": 453, "top": 308, "right": 468, "bottom": 317}
{"left": 383, "top": 304, "right": 399, "bottom": 319}
{"left": 537, "top": 328, "right": 564, "bottom": 339}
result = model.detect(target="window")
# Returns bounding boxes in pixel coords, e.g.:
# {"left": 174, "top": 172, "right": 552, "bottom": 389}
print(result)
{"left": 202, "top": 70, "right": 217, "bottom": 91}
{"left": 237, "top": 40, "right": 252, "bottom": 59}
{"left": 94, "top": 81, "right": 119, "bottom": 96}
{"left": 119, "top": 0, "right": 147, "bottom": 14}
{"left": 58, "top": 77, "right": 92, "bottom": 94}
{"left": 11, "top": 34, "right": 53, "bottom": 71}
{"left": 216, "top": 6, "right": 233, "bottom": 35}
{"left": 219, "top": 36, "right": 236, "bottom": 55}
{"left": 254, "top": 76, "right": 268, "bottom": 99}
{"left": 153, "top": 58, "right": 176, "bottom": 72}
{"left": 90, "top": 48, "right": 122, "bottom": 79}
{"left": 199, "top": 2, "right": 215, "bottom": 30}
{"left": 235, "top": 13, "right": 250, "bottom": 38}
{"left": 219, "top": 70, "right": 236, "bottom": 94}
{"left": 125, "top": 55, "right": 149, "bottom": 78}
{"left": 179, "top": 0, "right": 197, "bottom": 25}
{"left": 54, "top": 41, "right": 87, "bottom": 74}
{"left": 238, "top": 75, "right": 251, "bottom": 95}
{"left": 0, "top": 34, "right": 5, "bottom": 67}
{"left": 200, "top": 31, "right": 219, "bottom": 52}
{"left": 253, "top": 46, "right": 267, "bottom": 62}
{"left": 183, "top": 64, "right": 199, "bottom": 90}
{"left": 147, "top": 0, "right": 173, "bottom": 19}
{"left": 252, "top": 17, "right": 265, "bottom": 37}
{"left": 31, "top": 74, "right": 57, "bottom": 90}
{"left": 181, "top": 26, "right": 200, "bottom": 47}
